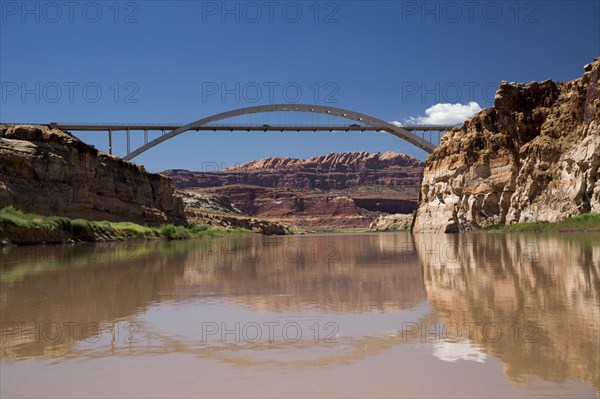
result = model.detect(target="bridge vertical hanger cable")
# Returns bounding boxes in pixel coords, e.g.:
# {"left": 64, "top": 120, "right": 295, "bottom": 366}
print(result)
{"left": 116, "top": 104, "right": 440, "bottom": 160}
{"left": 43, "top": 105, "right": 454, "bottom": 158}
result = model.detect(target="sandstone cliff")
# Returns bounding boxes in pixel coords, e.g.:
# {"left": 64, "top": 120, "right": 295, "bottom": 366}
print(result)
{"left": 0, "top": 125, "right": 186, "bottom": 226}
{"left": 414, "top": 58, "right": 600, "bottom": 232}
{"left": 166, "top": 151, "right": 423, "bottom": 191}
{"left": 178, "top": 191, "right": 289, "bottom": 235}
{"left": 369, "top": 213, "right": 413, "bottom": 231}
{"left": 164, "top": 151, "right": 423, "bottom": 229}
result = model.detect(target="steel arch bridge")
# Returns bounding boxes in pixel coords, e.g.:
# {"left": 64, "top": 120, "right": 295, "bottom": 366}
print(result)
{"left": 39, "top": 104, "right": 456, "bottom": 160}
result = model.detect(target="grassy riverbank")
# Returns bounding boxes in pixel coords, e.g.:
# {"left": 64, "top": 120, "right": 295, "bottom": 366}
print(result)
{"left": 483, "top": 212, "right": 600, "bottom": 232}
{"left": 0, "top": 206, "right": 249, "bottom": 245}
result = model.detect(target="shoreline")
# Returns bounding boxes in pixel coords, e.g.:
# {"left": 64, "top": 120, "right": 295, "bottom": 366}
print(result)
{"left": 2, "top": 206, "right": 599, "bottom": 247}
{"left": 482, "top": 213, "right": 600, "bottom": 233}
{"left": 0, "top": 206, "right": 252, "bottom": 247}
{"left": 295, "top": 213, "right": 600, "bottom": 234}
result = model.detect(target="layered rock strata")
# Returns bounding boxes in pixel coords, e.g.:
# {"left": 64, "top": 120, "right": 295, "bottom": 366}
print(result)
{"left": 414, "top": 59, "right": 600, "bottom": 232}
{"left": 0, "top": 125, "right": 186, "bottom": 225}
{"left": 164, "top": 151, "right": 424, "bottom": 229}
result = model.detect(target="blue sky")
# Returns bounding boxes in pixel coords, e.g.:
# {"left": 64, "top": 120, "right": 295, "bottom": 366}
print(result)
{"left": 1, "top": 0, "right": 599, "bottom": 172}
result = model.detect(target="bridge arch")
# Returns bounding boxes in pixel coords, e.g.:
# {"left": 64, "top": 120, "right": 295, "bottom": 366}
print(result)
{"left": 122, "top": 104, "right": 436, "bottom": 161}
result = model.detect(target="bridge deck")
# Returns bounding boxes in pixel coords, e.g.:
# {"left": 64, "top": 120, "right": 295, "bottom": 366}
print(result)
{"left": 41, "top": 123, "right": 456, "bottom": 132}
{"left": 1, "top": 114, "right": 456, "bottom": 159}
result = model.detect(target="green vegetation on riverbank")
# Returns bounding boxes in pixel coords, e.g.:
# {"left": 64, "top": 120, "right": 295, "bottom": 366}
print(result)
{"left": 0, "top": 206, "right": 249, "bottom": 245}
{"left": 483, "top": 212, "right": 600, "bottom": 232}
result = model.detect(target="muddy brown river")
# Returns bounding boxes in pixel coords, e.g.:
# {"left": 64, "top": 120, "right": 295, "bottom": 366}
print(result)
{"left": 1, "top": 232, "right": 598, "bottom": 398}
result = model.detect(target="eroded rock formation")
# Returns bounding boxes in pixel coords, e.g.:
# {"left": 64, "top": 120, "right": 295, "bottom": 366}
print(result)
{"left": 180, "top": 191, "right": 289, "bottom": 235}
{"left": 369, "top": 213, "right": 413, "bottom": 231}
{"left": 414, "top": 58, "right": 600, "bottom": 232}
{"left": 164, "top": 151, "right": 423, "bottom": 229}
{"left": 0, "top": 125, "right": 186, "bottom": 225}
{"left": 166, "top": 151, "right": 423, "bottom": 191}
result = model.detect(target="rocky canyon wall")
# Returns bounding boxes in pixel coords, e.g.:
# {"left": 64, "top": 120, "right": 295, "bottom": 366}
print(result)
{"left": 165, "top": 151, "right": 424, "bottom": 229}
{"left": 414, "top": 58, "right": 600, "bottom": 232}
{"left": 0, "top": 125, "right": 186, "bottom": 225}
{"left": 165, "top": 151, "right": 424, "bottom": 191}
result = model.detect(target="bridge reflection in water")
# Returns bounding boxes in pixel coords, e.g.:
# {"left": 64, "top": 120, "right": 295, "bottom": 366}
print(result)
{"left": 0, "top": 233, "right": 598, "bottom": 397}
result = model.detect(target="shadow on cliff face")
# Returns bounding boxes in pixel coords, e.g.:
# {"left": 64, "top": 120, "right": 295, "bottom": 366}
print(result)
{"left": 415, "top": 232, "right": 600, "bottom": 391}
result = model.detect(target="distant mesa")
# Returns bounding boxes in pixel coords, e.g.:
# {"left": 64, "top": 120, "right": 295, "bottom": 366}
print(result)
{"left": 163, "top": 151, "right": 424, "bottom": 229}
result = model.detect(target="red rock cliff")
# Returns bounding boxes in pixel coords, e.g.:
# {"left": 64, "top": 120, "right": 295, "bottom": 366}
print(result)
{"left": 164, "top": 151, "right": 424, "bottom": 229}
{"left": 164, "top": 151, "right": 424, "bottom": 191}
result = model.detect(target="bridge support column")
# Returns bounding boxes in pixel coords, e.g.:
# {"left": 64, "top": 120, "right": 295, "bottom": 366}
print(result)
{"left": 144, "top": 129, "right": 148, "bottom": 145}
{"left": 108, "top": 129, "right": 112, "bottom": 155}
{"left": 126, "top": 129, "right": 130, "bottom": 155}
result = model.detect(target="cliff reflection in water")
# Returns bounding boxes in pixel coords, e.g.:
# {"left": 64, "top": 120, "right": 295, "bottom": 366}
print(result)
{"left": 0, "top": 241, "right": 187, "bottom": 360}
{"left": 0, "top": 233, "right": 425, "bottom": 361}
{"left": 1, "top": 233, "right": 598, "bottom": 393}
{"left": 415, "top": 233, "right": 600, "bottom": 391}
{"left": 175, "top": 233, "right": 425, "bottom": 312}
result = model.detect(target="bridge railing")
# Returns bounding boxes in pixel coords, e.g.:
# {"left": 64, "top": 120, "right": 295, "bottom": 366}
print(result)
{"left": 1, "top": 119, "right": 459, "bottom": 159}
{"left": 2, "top": 122, "right": 458, "bottom": 131}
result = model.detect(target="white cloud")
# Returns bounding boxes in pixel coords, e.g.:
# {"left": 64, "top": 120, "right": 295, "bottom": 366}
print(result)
{"left": 433, "top": 340, "right": 488, "bottom": 363}
{"left": 405, "top": 102, "right": 482, "bottom": 125}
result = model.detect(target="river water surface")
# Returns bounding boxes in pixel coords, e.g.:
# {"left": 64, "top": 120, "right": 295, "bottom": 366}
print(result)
{"left": 1, "top": 232, "right": 598, "bottom": 398}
